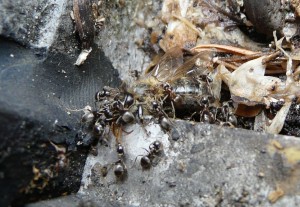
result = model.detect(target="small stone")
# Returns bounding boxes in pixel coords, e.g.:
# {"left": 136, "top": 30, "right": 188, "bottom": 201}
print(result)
{"left": 257, "top": 172, "right": 265, "bottom": 178}
{"left": 171, "top": 128, "right": 180, "bottom": 141}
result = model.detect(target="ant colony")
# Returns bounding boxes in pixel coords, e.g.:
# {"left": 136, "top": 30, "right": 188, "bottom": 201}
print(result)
{"left": 80, "top": 0, "right": 300, "bottom": 179}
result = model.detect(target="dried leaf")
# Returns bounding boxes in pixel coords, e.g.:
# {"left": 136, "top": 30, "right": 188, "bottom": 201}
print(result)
{"left": 191, "top": 44, "right": 260, "bottom": 56}
{"left": 265, "top": 101, "right": 292, "bottom": 134}
{"left": 235, "top": 104, "right": 263, "bottom": 117}
{"left": 220, "top": 56, "right": 284, "bottom": 105}
{"left": 210, "top": 65, "right": 222, "bottom": 100}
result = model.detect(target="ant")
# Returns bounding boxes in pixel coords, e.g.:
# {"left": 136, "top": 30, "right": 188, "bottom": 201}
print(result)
{"left": 99, "top": 144, "right": 127, "bottom": 180}
{"left": 135, "top": 140, "right": 164, "bottom": 169}
{"left": 151, "top": 101, "right": 172, "bottom": 131}
{"left": 190, "top": 95, "right": 215, "bottom": 124}
{"left": 113, "top": 143, "right": 127, "bottom": 179}
{"left": 217, "top": 101, "right": 237, "bottom": 127}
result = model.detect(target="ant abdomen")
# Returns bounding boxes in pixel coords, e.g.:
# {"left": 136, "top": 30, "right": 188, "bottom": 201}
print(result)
{"left": 140, "top": 156, "right": 152, "bottom": 169}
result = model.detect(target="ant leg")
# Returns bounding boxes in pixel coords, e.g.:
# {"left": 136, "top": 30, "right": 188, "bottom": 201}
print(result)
{"left": 121, "top": 127, "right": 134, "bottom": 134}
{"left": 199, "top": 110, "right": 204, "bottom": 122}
{"left": 142, "top": 148, "right": 150, "bottom": 153}
{"left": 131, "top": 154, "right": 143, "bottom": 169}
{"left": 131, "top": 148, "right": 150, "bottom": 169}
{"left": 171, "top": 101, "right": 176, "bottom": 119}
{"left": 94, "top": 101, "right": 97, "bottom": 110}
{"left": 189, "top": 111, "right": 197, "bottom": 121}
{"left": 162, "top": 94, "right": 169, "bottom": 103}
{"left": 221, "top": 121, "right": 235, "bottom": 128}
{"left": 151, "top": 154, "right": 162, "bottom": 167}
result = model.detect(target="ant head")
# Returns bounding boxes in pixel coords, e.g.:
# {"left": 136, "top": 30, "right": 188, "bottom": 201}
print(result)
{"left": 150, "top": 140, "right": 163, "bottom": 153}
{"left": 152, "top": 101, "right": 159, "bottom": 110}
{"left": 93, "top": 122, "right": 104, "bottom": 135}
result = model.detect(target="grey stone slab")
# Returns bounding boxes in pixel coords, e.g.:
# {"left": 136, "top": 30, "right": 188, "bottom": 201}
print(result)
{"left": 0, "top": 0, "right": 68, "bottom": 48}
{"left": 94, "top": 0, "right": 160, "bottom": 83}
{"left": 29, "top": 120, "right": 300, "bottom": 207}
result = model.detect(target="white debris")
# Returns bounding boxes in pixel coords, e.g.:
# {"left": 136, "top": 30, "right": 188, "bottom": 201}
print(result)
{"left": 75, "top": 48, "right": 92, "bottom": 66}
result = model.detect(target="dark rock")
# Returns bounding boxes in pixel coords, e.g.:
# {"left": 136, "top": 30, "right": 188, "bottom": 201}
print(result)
{"left": 0, "top": 34, "right": 120, "bottom": 206}
{"left": 244, "top": 0, "right": 284, "bottom": 38}
{"left": 171, "top": 127, "right": 180, "bottom": 141}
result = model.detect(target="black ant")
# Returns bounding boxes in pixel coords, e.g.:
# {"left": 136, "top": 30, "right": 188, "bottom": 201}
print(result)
{"left": 151, "top": 101, "right": 172, "bottom": 131}
{"left": 189, "top": 95, "right": 215, "bottom": 124}
{"left": 199, "top": 95, "right": 215, "bottom": 124}
{"left": 97, "top": 144, "right": 127, "bottom": 180}
{"left": 135, "top": 140, "right": 164, "bottom": 169}
{"left": 217, "top": 101, "right": 237, "bottom": 127}
{"left": 113, "top": 142, "right": 128, "bottom": 179}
